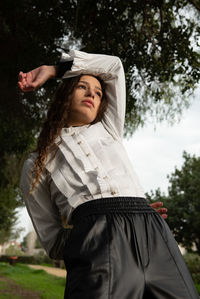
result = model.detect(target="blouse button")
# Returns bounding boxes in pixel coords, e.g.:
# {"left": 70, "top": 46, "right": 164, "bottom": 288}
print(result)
{"left": 77, "top": 141, "right": 82, "bottom": 145}
{"left": 95, "top": 166, "right": 99, "bottom": 170}
{"left": 103, "top": 176, "right": 108, "bottom": 180}
{"left": 71, "top": 132, "right": 75, "bottom": 137}
{"left": 86, "top": 153, "right": 91, "bottom": 157}
{"left": 111, "top": 190, "right": 117, "bottom": 195}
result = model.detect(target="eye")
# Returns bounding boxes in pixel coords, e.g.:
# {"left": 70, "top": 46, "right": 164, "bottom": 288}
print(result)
{"left": 77, "top": 84, "right": 86, "bottom": 89}
{"left": 96, "top": 91, "right": 102, "bottom": 98}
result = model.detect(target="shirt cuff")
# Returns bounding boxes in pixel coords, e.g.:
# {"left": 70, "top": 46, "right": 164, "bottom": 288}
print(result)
{"left": 56, "top": 60, "right": 73, "bottom": 78}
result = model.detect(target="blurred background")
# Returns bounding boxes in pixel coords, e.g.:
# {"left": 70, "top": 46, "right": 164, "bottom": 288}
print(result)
{"left": 0, "top": 0, "right": 200, "bottom": 296}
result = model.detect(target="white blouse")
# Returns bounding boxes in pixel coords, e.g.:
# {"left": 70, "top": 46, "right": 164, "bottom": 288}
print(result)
{"left": 20, "top": 50, "right": 145, "bottom": 260}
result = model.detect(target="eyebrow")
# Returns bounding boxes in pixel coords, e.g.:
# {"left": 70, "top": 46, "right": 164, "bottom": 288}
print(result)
{"left": 79, "top": 80, "right": 102, "bottom": 92}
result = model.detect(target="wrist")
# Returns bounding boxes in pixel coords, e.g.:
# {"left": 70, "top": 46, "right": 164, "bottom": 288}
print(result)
{"left": 46, "top": 65, "right": 57, "bottom": 78}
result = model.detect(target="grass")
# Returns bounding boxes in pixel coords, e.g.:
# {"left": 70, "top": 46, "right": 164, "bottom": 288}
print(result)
{"left": 0, "top": 262, "right": 199, "bottom": 297}
{"left": 0, "top": 262, "right": 65, "bottom": 299}
{"left": 0, "top": 276, "right": 21, "bottom": 299}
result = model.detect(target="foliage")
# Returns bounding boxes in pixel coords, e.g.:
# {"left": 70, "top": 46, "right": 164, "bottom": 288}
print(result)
{"left": 0, "top": 186, "right": 19, "bottom": 244}
{"left": 0, "top": 0, "right": 200, "bottom": 238}
{"left": 0, "top": 262, "right": 65, "bottom": 299}
{"left": 184, "top": 253, "right": 200, "bottom": 284}
{"left": 35, "top": 236, "right": 43, "bottom": 249}
{"left": 0, "top": 254, "right": 54, "bottom": 265}
{"left": 147, "top": 151, "right": 200, "bottom": 255}
{"left": 70, "top": 0, "right": 200, "bottom": 131}
{"left": 5, "top": 245, "right": 24, "bottom": 257}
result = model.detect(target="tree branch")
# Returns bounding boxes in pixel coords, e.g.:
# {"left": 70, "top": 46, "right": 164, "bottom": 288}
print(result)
{"left": 159, "top": 4, "right": 164, "bottom": 34}
{"left": 141, "top": 5, "right": 147, "bottom": 34}
{"left": 188, "top": 0, "right": 200, "bottom": 12}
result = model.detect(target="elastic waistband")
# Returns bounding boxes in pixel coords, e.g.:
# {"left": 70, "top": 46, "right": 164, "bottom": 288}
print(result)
{"left": 72, "top": 197, "right": 155, "bottom": 224}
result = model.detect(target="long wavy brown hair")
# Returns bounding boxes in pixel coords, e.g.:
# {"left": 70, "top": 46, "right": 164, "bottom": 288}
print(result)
{"left": 29, "top": 74, "right": 108, "bottom": 195}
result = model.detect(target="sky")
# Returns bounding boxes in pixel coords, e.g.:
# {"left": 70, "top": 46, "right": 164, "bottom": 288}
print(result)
{"left": 124, "top": 91, "right": 200, "bottom": 194}
{"left": 15, "top": 89, "right": 200, "bottom": 241}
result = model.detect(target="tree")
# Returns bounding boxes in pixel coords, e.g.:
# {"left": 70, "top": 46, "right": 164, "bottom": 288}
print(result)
{"left": 0, "top": 0, "right": 69, "bottom": 241}
{"left": 147, "top": 152, "right": 200, "bottom": 255}
{"left": 0, "top": 0, "right": 200, "bottom": 239}
{"left": 70, "top": 0, "right": 200, "bottom": 131}
{"left": 5, "top": 244, "right": 24, "bottom": 257}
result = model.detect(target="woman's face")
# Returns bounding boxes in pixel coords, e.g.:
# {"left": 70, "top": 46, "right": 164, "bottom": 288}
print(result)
{"left": 67, "top": 75, "right": 103, "bottom": 127}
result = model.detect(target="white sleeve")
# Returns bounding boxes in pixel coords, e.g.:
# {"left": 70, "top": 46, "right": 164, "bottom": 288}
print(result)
{"left": 20, "top": 156, "right": 70, "bottom": 260}
{"left": 61, "top": 50, "right": 126, "bottom": 140}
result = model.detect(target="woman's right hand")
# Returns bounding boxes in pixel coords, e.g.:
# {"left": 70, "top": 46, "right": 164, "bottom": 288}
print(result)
{"left": 150, "top": 201, "right": 168, "bottom": 219}
{"left": 18, "top": 65, "right": 57, "bottom": 92}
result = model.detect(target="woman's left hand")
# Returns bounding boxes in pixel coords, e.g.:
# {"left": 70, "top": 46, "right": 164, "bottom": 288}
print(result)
{"left": 150, "top": 202, "right": 168, "bottom": 219}
{"left": 18, "top": 65, "right": 57, "bottom": 92}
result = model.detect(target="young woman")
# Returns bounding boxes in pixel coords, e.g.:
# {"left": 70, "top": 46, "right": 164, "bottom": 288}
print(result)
{"left": 19, "top": 50, "right": 198, "bottom": 299}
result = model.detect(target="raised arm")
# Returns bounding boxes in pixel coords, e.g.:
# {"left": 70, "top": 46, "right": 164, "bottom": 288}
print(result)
{"left": 18, "top": 50, "right": 126, "bottom": 139}
{"left": 60, "top": 50, "right": 126, "bottom": 139}
{"left": 20, "top": 155, "right": 71, "bottom": 259}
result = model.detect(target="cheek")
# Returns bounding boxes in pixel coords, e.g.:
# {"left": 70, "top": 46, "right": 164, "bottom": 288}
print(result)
{"left": 94, "top": 101, "right": 102, "bottom": 116}
{"left": 70, "top": 91, "right": 80, "bottom": 107}
{"left": 97, "top": 98, "right": 102, "bottom": 109}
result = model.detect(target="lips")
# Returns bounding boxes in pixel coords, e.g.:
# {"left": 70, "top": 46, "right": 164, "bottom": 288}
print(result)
{"left": 82, "top": 100, "right": 94, "bottom": 108}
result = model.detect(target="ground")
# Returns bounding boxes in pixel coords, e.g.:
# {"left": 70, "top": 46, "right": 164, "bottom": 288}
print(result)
{"left": 0, "top": 265, "right": 66, "bottom": 299}
{"left": 0, "top": 275, "right": 41, "bottom": 298}
{"left": 28, "top": 265, "right": 66, "bottom": 278}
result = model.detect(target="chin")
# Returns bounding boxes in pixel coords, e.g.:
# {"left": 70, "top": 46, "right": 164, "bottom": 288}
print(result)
{"left": 79, "top": 113, "right": 97, "bottom": 125}
{"left": 69, "top": 117, "right": 96, "bottom": 127}
{"left": 68, "top": 109, "right": 97, "bottom": 126}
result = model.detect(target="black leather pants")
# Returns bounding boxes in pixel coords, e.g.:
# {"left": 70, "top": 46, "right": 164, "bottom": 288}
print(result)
{"left": 64, "top": 197, "right": 199, "bottom": 299}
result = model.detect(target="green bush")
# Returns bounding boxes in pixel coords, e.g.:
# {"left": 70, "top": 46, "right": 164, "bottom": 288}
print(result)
{"left": 0, "top": 254, "right": 54, "bottom": 265}
{"left": 5, "top": 244, "right": 25, "bottom": 257}
{"left": 184, "top": 253, "right": 200, "bottom": 284}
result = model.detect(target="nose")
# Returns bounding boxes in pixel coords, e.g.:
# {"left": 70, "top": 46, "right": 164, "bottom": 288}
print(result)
{"left": 86, "top": 87, "right": 95, "bottom": 98}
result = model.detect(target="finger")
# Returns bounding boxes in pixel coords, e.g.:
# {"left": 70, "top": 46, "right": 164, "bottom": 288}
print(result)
{"left": 18, "top": 72, "right": 22, "bottom": 81}
{"left": 22, "top": 77, "right": 37, "bottom": 89}
{"left": 157, "top": 208, "right": 168, "bottom": 213}
{"left": 18, "top": 72, "right": 25, "bottom": 82}
{"left": 17, "top": 81, "right": 23, "bottom": 90}
{"left": 18, "top": 81, "right": 25, "bottom": 91}
{"left": 19, "top": 72, "right": 27, "bottom": 79}
{"left": 161, "top": 214, "right": 168, "bottom": 219}
{"left": 18, "top": 79, "right": 27, "bottom": 89}
{"left": 18, "top": 73, "right": 28, "bottom": 89}
{"left": 157, "top": 209, "right": 168, "bottom": 216}
{"left": 150, "top": 202, "right": 163, "bottom": 209}
{"left": 18, "top": 81, "right": 35, "bottom": 92}
{"left": 26, "top": 72, "right": 34, "bottom": 84}
{"left": 27, "top": 80, "right": 42, "bottom": 90}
